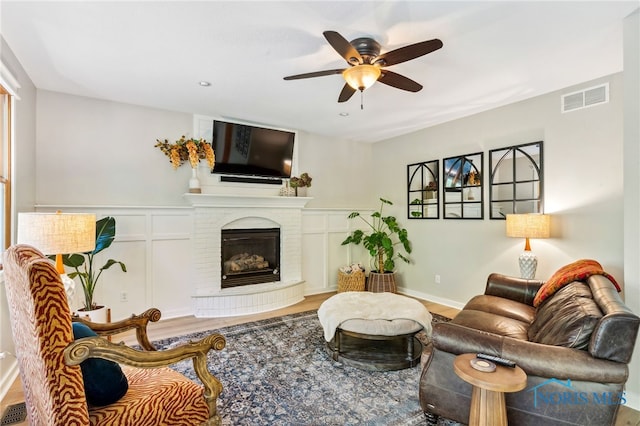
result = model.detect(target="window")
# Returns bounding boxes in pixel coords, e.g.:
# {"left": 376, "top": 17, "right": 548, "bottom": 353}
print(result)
{"left": 0, "top": 84, "right": 11, "bottom": 252}
{"left": 0, "top": 59, "right": 19, "bottom": 256}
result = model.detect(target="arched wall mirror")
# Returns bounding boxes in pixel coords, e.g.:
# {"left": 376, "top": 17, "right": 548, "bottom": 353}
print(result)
{"left": 407, "top": 160, "right": 439, "bottom": 219}
{"left": 489, "top": 141, "right": 544, "bottom": 219}
{"left": 443, "top": 152, "right": 483, "bottom": 219}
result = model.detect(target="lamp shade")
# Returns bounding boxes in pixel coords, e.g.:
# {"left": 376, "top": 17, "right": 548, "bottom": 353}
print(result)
{"left": 342, "top": 65, "right": 381, "bottom": 90}
{"left": 505, "top": 214, "right": 550, "bottom": 239}
{"left": 17, "top": 212, "right": 96, "bottom": 255}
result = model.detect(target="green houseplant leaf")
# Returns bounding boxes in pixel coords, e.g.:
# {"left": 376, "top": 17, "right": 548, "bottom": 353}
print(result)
{"left": 341, "top": 197, "right": 412, "bottom": 273}
{"left": 58, "top": 216, "right": 127, "bottom": 311}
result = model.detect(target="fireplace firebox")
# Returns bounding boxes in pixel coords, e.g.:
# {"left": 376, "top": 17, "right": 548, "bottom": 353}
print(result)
{"left": 221, "top": 228, "right": 281, "bottom": 288}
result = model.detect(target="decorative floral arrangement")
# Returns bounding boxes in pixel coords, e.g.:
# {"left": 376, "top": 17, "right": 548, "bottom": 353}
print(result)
{"left": 155, "top": 136, "right": 215, "bottom": 170}
{"left": 290, "top": 172, "right": 312, "bottom": 188}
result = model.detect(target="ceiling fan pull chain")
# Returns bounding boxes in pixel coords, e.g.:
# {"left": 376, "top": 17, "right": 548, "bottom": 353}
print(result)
{"left": 360, "top": 90, "right": 364, "bottom": 110}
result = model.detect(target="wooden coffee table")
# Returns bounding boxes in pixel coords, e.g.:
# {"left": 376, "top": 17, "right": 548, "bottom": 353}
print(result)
{"left": 453, "top": 353, "right": 527, "bottom": 426}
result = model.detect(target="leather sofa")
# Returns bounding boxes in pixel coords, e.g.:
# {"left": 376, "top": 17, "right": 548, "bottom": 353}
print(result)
{"left": 419, "top": 272, "right": 639, "bottom": 426}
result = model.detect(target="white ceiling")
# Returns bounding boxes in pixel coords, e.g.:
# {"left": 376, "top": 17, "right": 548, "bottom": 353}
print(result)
{"left": 1, "top": 1, "right": 637, "bottom": 143}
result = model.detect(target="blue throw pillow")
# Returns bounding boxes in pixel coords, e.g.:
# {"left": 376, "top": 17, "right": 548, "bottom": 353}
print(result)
{"left": 72, "top": 322, "right": 128, "bottom": 407}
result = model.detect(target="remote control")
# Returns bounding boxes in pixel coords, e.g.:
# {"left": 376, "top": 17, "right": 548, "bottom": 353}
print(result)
{"left": 476, "top": 353, "right": 516, "bottom": 368}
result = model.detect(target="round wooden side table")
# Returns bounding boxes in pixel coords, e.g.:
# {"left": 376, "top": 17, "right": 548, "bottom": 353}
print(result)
{"left": 453, "top": 353, "right": 527, "bottom": 426}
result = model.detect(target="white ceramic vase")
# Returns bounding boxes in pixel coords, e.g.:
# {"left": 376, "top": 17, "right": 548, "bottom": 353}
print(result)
{"left": 189, "top": 167, "right": 201, "bottom": 193}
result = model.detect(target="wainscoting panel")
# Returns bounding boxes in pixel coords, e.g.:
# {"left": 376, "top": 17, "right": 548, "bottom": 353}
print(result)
{"left": 30, "top": 205, "right": 367, "bottom": 319}
{"left": 301, "top": 209, "right": 372, "bottom": 295}
{"left": 33, "top": 206, "right": 193, "bottom": 320}
{"left": 151, "top": 238, "right": 194, "bottom": 318}
{"left": 301, "top": 232, "right": 326, "bottom": 293}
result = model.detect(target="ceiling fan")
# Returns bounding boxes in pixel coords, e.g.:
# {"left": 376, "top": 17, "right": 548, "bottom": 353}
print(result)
{"left": 284, "top": 30, "right": 443, "bottom": 104}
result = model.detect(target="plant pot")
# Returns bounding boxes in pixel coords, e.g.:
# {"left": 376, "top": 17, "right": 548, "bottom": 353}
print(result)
{"left": 367, "top": 271, "right": 397, "bottom": 293}
{"left": 77, "top": 305, "right": 109, "bottom": 323}
{"left": 295, "top": 186, "right": 307, "bottom": 197}
{"left": 279, "top": 185, "right": 295, "bottom": 197}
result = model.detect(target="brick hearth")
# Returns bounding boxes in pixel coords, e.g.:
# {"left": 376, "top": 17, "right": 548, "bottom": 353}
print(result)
{"left": 184, "top": 193, "right": 311, "bottom": 317}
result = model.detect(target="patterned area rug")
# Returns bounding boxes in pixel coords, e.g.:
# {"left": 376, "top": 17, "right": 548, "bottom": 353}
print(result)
{"left": 152, "top": 310, "right": 453, "bottom": 426}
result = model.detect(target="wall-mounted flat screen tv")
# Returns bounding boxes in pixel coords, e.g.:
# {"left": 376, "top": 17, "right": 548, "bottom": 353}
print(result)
{"left": 211, "top": 119, "right": 295, "bottom": 179}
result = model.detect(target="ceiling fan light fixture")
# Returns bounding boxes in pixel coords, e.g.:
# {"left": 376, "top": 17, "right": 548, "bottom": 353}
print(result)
{"left": 342, "top": 65, "right": 381, "bottom": 91}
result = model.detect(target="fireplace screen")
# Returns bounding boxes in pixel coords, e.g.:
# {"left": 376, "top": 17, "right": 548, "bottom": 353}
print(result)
{"left": 221, "top": 228, "right": 280, "bottom": 288}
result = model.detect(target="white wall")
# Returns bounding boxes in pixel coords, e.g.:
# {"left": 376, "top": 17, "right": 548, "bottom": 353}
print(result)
{"left": 294, "top": 130, "right": 373, "bottom": 208}
{"left": 36, "top": 91, "right": 196, "bottom": 206}
{"left": 623, "top": 7, "right": 640, "bottom": 412}
{"left": 35, "top": 90, "right": 373, "bottom": 208}
{"left": 372, "top": 73, "right": 624, "bottom": 308}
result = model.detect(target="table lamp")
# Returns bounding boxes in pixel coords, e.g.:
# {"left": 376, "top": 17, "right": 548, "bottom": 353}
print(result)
{"left": 17, "top": 211, "right": 96, "bottom": 307}
{"left": 505, "top": 214, "right": 550, "bottom": 279}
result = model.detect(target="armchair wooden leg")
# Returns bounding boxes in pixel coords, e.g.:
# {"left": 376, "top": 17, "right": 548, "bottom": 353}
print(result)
{"left": 202, "top": 414, "right": 222, "bottom": 425}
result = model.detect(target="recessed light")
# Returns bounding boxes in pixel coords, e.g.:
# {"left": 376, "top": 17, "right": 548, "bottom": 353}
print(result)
{"left": 339, "top": 112, "right": 349, "bottom": 117}
{"left": 199, "top": 81, "right": 211, "bottom": 87}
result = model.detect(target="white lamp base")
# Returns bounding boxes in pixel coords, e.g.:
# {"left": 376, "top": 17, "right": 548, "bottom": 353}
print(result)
{"left": 60, "top": 273, "right": 75, "bottom": 311}
{"left": 518, "top": 251, "right": 538, "bottom": 279}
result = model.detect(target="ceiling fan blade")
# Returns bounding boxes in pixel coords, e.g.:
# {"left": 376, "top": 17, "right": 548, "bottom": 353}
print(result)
{"left": 338, "top": 83, "right": 356, "bottom": 103}
{"left": 323, "top": 30, "right": 363, "bottom": 65}
{"left": 378, "top": 70, "right": 423, "bottom": 92}
{"left": 375, "top": 39, "right": 443, "bottom": 67}
{"left": 283, "top": 69, "right": 345, "bottom": 80}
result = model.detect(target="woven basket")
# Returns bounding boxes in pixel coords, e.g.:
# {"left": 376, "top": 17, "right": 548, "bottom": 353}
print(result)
{"left": 337, "top": 270, "right": 366, "bottom": 292}
{"left": 367, "top": 272, "right": 397, "bottom": 293}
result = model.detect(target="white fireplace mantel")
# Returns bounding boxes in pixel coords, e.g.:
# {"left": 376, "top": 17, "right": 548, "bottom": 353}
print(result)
{"left": 183, "top": 193, "right": 312, "bottom": 208}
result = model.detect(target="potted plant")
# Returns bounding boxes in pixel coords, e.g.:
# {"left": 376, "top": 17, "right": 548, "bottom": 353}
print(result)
{"left": 289, "top": 172, "right": 312, "bottom": 196}
{"left": 341, "top": 197, "right": 412, "bottom": 292}
{"left": 60, "top": 216, "right": 127, "bottom": 320}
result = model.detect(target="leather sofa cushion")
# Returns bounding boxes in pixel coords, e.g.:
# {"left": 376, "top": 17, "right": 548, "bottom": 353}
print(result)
{"left": 463, "top": 295, "right": 535, "bottom": 324}
{"left": 451, "top": 309, "right": 530, "bottom": 340}
{"left": 528, "top": 281, "right": 603, "bottom": 349}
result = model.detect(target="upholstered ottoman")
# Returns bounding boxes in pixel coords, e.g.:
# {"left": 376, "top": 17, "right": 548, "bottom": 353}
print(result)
{"left": 318, "top": 292, "right": 432, "bottom": 371}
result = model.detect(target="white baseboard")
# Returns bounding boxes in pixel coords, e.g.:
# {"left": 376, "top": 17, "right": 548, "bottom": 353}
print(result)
{"left": 0, "top": 359, "right": 19, "bottom": 403}
{"left": 303, "top": 285, "right": 465, "bottom": 311}
{"left": 625, "top": 389, "right": 639, "bottom": 411}
{"left": 398, "top": 287, "right": 466, "bottom": 311}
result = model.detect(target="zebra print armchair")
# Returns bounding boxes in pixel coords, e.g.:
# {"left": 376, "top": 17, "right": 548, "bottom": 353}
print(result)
{"left": 3, "top": 244, "right": 225, "bottom": 425}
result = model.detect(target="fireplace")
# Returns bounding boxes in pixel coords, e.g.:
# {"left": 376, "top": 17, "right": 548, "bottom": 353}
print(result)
{"left": 186, "top": 193, "right": 308, "bottom": 317}
{"left": 221, "top": 228, "right": 280, "bottom": 288}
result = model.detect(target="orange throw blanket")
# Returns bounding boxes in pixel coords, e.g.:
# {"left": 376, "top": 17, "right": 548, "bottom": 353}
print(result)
{"left": 533, "top": 259, "right": 621, "bottom": 307}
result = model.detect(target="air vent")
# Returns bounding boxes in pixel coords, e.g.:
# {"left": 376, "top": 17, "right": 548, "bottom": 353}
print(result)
{"left": 561, "top": 83, "right": 609, "bottom": 113}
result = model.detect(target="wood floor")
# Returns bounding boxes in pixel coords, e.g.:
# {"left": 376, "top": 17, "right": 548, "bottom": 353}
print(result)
{"left": 115, "top": 292, "right": 461, "bottom": 345}
{"left": 2, "top": 292, "right": 639, "bottom": 425}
